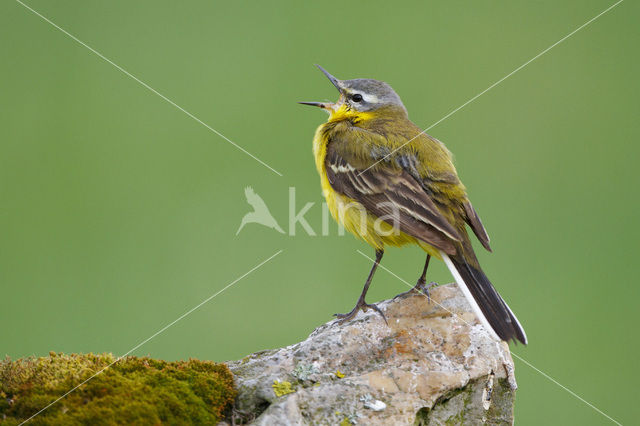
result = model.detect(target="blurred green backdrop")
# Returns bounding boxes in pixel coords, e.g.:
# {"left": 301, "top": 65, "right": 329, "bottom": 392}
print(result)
{"left": 1, "top": 0, "right": 638, "bottom": 424}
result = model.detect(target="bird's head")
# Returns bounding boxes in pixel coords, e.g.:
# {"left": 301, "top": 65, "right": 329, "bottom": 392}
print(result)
{"left": 299, "top": 65, "right": 407, "bottom": 122}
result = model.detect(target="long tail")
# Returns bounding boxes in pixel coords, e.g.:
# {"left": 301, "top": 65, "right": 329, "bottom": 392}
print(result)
{"left": 441, "top": 251, "right": 527, "bottom": 344}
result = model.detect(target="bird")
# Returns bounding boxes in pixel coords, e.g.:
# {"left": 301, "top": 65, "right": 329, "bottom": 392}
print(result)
{"left": 299, "top": 65, "right": 527, "bottom": 345}
{"left": 236, "top": 186, "right": 285, "bottom": 235}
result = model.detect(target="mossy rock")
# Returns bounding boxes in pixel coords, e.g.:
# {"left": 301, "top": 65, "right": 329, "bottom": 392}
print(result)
{"left": 0, "top": 352, "right": 236, "bottom": 425}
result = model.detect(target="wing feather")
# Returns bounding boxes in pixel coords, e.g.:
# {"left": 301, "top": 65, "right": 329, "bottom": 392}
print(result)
{"left": 325, "top": 144, "right": 461, "bottom": 254}
{"left": 463, "top": 201, "right": 491, "bottom": 252}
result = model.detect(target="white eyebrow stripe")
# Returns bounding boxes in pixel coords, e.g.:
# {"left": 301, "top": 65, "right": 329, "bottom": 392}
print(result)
{"left": 350, "top": 90, "right": 379, "bottom": 103}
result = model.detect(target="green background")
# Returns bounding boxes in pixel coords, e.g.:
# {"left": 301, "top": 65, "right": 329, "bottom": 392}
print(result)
{"left": 1, "top": 1, "right": 637, "bottom": 424}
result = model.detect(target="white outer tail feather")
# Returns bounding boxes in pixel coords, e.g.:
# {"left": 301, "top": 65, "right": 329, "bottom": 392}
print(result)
{"left": 441, "top": 251, "right": 527, "bottom": 344}
{"left": 503, "top": 295, "right": 528, "bottom": 344}
{"left": 441, "top": 251, "right": 501, "bottom": 341}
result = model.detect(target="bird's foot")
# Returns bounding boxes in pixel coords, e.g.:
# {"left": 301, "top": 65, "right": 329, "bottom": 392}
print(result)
{"left": 334, "top": 297, "right": 387, "bottom": 325}
{"left": 394, "top": 280, "right": 439, "bottom": 303}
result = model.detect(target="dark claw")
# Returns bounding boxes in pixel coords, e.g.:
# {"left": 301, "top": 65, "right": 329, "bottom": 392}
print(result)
{"left": 420, "top": 281, "right": 438, "bottom": 303}
{"left": 394, "top": 280, "right": 439, "bottom": 303}
{"left": 393, "top": 278, "right": 426, "bottom": 300}
{"left": 367, "top": 302, "right": 388, "bottom": 325}
{"left": 334, "top": 299, "right": 387, "bottom": 325}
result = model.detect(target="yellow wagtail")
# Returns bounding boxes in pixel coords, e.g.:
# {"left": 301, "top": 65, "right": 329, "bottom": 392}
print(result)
{"left": 300, "top": 65, "right": 526, "bottom": 344}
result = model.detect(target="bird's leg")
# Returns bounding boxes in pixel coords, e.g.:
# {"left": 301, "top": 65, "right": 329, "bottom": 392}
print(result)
{"left": 394, "top": 254, "right": 438, "bottom": 302}
{"left": 334, "top": 249, "right": 387, "bottom": 324}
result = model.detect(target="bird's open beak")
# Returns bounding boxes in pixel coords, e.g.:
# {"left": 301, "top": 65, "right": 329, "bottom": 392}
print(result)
{"left": 298, "top": 65, "right": 342, "bottom": 110}
{"left": 297, "top": 101, "right": 331, "bottom": 109}
{"left": 315, "top": 64, "right": 341, "bottom": 91}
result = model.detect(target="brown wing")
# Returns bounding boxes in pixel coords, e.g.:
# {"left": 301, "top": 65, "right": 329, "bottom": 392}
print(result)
{"left": 325, "top": 143, "right": 461, "bottom": 255}
{"left": 387, "top": 144, "right": 492, "bottom": 253}
{"left": 463, "top": 201, "right": 491, "bottom": 252}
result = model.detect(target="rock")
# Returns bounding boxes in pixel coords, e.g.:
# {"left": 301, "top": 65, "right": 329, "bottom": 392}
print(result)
{"left": 227, "top": 283, "right": 517, "bottom": 425}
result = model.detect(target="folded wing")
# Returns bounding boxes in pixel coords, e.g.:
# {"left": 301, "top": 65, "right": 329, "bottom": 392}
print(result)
{"left": 325, "top": 143, "right": 461, "bottom": 254}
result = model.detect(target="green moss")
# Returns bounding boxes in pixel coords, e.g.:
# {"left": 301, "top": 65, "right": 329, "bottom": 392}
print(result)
{"left": 0, "top": 353, "right": 236, "bottom": 425}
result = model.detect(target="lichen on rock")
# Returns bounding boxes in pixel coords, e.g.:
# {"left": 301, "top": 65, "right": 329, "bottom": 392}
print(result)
{"left": 0, "top": 353, "right": 236, "bottom": 425}
{"left": 227, "top": 283, "right": 518, "bottom": 425}
{"left": 1, "top": 284, "right": 518, "bottom": 425}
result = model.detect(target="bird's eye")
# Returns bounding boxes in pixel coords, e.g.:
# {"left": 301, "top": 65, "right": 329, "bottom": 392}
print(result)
{"left": 351, "top": 94, "right": 363, "bottom": 103}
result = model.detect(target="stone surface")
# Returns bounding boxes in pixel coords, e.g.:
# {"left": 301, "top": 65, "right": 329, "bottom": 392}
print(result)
{"left": 226, "top": 283, "right": 517, "bottom": 425}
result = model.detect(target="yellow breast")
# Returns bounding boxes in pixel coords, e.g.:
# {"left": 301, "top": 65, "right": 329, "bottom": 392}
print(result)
{"left": 312, "top": 124, "right": 441, "bottom": 258}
